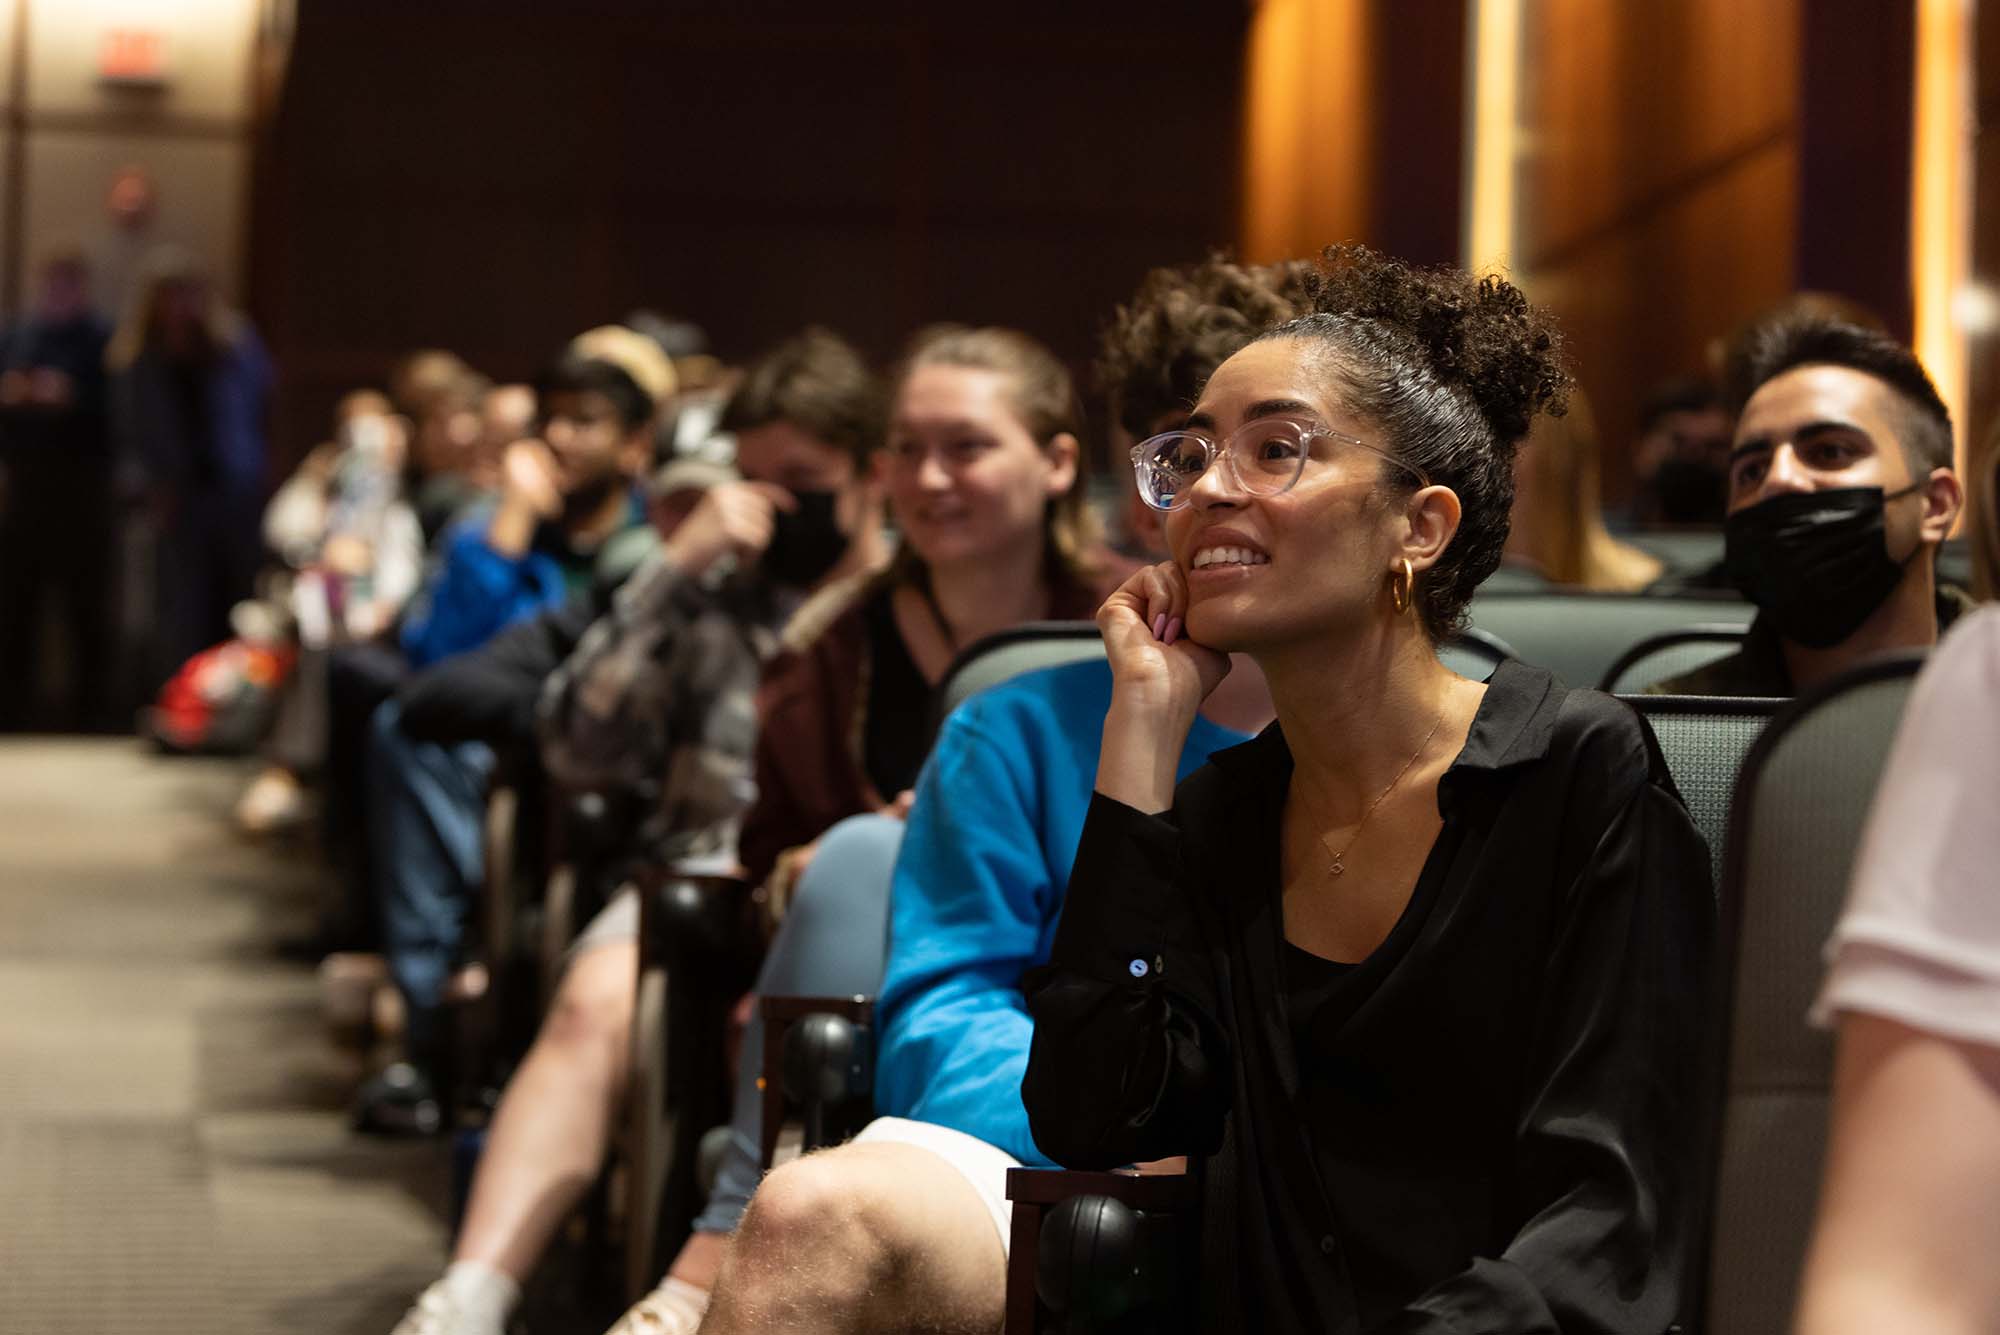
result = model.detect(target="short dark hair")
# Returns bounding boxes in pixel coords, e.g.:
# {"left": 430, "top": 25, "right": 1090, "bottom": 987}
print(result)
{"left": 719, "top": 327, "right": 884, "bottom": 466}
{"left": 1254, "top": 244, "right": 1570, "bottom": 641}
{"left": 1726, "top": 315, "right": 1955, "bottom": 477}
{"left": 540, "top": 355, "right": 653, "bottom": 433}
{"left": 1095, "top": 255, "right": 1316, "bottom": 442}
{"left": 1638, "top": 375, "right": 1723, "bottom": 434}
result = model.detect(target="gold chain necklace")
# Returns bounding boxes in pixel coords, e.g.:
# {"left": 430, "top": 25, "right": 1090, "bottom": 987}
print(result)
{"left": 1311, "top": 707, "right": 1448, "bottom": 877}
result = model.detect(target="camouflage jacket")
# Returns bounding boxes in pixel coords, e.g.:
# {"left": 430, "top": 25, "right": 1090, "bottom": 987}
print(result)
{"left": 536, "top": 548, "right": 787, "bottom": 871}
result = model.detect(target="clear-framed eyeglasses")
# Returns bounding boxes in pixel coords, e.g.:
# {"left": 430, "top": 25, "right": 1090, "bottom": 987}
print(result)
{"left": 1129, "top": 417, "right": 1426, "bottom": 512}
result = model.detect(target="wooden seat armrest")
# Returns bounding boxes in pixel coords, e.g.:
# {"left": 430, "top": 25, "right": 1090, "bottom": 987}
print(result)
{"left": 755, "top": 993, "right": 877, "bottom": 1169}
{"left": 1004, "top": 1165, "right": 1198, "bottom": 1209}
{"left": 1003, "top": 1165, "right": 1200, "bottom": 1334}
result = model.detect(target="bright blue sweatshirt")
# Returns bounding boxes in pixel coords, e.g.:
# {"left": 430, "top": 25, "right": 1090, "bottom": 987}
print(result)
{"left": 398, "top": 497, "right": 650, "bottom": 669}
{"left": 874, "top": 658, "right": 1249, "bottom": 1166}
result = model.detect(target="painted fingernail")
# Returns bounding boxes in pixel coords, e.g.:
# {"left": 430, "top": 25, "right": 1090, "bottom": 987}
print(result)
{"left": 1165, "top": 617, "right": 1183, "bottom": 644}
{"left": 1152, "top": 613, "right": 1168, "bottom": 639}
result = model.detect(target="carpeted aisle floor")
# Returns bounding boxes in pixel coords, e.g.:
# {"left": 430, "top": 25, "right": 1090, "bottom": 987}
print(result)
{"left": 0, "top": 739, "right": 453, "bottom": 1335}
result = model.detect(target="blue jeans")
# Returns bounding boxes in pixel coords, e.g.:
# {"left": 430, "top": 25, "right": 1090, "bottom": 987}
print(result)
{"left": 368, "top": 698, "right": 495, "bottom": 1063}
{"left": 692, "top": 813, "right": 903, "bottom": 1235}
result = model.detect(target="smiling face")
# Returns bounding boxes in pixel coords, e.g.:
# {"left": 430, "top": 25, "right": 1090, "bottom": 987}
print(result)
{"left": 1165, "top": 338, "right": 1424, "bottom": 651}
{"left": 880, "top": 363, "right": 1077, "bottom": 570}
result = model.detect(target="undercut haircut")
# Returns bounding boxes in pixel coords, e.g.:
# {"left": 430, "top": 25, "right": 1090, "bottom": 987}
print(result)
{"left": 1727, "top": 315, "right": 1955, "bottom": 478}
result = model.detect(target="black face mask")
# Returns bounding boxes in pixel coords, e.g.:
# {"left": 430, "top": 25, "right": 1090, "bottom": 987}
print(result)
{"left": 1651, "top": 456, "right": 1728, "bottom": 526}
{"left": 561, "top": 473, "right": 624, "bottom": 526}
{"left": 761, "top": 490, "right": 851, "bottom": 590}
{"left": 1723, "top": 484, "right": 1922, "bottom": 649}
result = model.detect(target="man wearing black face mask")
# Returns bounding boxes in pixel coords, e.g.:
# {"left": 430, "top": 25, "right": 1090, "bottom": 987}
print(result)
{"left": 381, "top": 329, "right": 888, "bottom": 1335}
{"left": 1651, "top": 316, "right": 1967, "bottom": 697}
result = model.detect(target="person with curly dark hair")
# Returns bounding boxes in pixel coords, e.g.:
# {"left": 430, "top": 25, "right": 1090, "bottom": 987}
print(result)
{"left": 674, "top": 257, "right": 1299, "bottom": 1335}
{"left": 1023, "top": 244, "right": 1715, "bottom": 1332}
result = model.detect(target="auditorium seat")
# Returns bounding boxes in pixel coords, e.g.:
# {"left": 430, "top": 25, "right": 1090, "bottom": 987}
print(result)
{"left": 1601, "top": 625, "right": 1749, "bottom": 693}
{"left": 1466, "top": 591, "right": 1753, "bottom": 689}
{"left": 1692, "top": 652, "right": 1925, "bottom": 1335}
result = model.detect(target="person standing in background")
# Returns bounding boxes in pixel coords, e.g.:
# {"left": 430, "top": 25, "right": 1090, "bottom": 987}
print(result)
{"left": 108, "top": 248, "right": 273, "bottom": 696}
{"left": 0, "top": 250, "right": 114, "bottom": 731}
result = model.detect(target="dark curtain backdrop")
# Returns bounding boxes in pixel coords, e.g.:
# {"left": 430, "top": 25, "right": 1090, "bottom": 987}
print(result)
{"left": 248, "top": 0, "right": 1248, "bottom": 467}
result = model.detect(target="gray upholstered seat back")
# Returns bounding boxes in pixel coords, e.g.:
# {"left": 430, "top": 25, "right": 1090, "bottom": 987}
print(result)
{"left": 1701, "top": 655, "right": 1923, "bottom": 1335}
{"left": 935, "top": 622, "right": 1109, "bottom": 724}
{"left": 1602, "top": 626, "right": 1748, "bottom": 693}
{"left": 1466, "top": 593, "right": 1753, "bottom": 689}
{"left": 1624, "top": 696, "right": 1778, "bottom": 894}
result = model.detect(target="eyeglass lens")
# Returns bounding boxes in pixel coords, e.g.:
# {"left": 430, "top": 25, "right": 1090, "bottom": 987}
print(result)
{"left": 1138, "top": 420, "right": 1309, "bottom": 508}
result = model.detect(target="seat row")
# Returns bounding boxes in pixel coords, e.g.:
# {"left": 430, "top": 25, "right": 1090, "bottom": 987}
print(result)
{"left": 759, "top": 622, "right": 1923, "bottom": 1334}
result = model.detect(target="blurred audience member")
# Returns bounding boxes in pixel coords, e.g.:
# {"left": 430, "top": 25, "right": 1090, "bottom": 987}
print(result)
{"left": 386, "top": 327, "right": 890, "bottom": 1335}
{"left": 87, "top": 165, "right": 160, "bottom": 323}
{"left": 1650, "top": 316, "right": 1965, "bottom": 695}
{"left": 466, "top": 382, "right": 536, "bottom": 498}
{"left": 1971, "top": 418, "right": 2000, "bottom": 604}
{"left": 356, "top": 335, "right": 669, "bottom": 1130}
{"left": 1628, "top": 375, "right": 1732, "bottom": 527}
{"left": 1795, "top": 443, "right": 2000, "bottom": 1335}
{"left": 739, "top": 323, "right": 1106, "bottom": 895}
{"left": 236, "top": 391, "right": 427, "bottom": 834}
{"left": 109, "top": 247, "right": 273, "bottom": 694}
{"left": 665, "top": 258, "right": 1295, "bottom": 1335}
{"left": 391, "top": 349, "right": 496, "bottom": 540}
{"left": 0, "top": 250, "right": 114, "bottom": 731}
{"left": 1505, "top": 392, "right": 1664, "bottom": 591}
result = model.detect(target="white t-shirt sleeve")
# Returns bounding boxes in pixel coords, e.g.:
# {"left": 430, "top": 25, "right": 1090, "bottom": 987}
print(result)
{"left": 1813, "top": 605, "right": 2000, "bottom": 1046}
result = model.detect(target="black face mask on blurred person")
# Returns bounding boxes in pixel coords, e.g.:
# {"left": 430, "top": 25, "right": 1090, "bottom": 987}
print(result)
{"left": 1723, "top": 484, "right": 1923, "bottom": 649}
{"left": 761, "top": 490, "right": 850, "bottom": 590}
{"left": 1651, "top": 456, "right": 1728, "bottom": 525}
{"left": 561, "top": 473, "right": 624, "bottom": 527}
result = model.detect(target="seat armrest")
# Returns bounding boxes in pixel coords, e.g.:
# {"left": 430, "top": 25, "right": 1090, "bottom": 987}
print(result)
{"left": 1003, "top": 1167, "right": 1201, "bottom": 1335}
{"left": 756, "top": 994, "right": 876, "bottom": 1168}
{"left": 630, "top": 864, "right": 755, "bottom": 970}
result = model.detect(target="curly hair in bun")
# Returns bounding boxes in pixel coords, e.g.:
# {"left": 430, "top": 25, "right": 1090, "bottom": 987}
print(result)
{"left": 1253, "top": 244, "right": 1570, "bottom": 639}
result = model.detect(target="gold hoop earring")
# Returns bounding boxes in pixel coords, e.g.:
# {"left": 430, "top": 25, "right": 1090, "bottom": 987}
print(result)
{"left": 1389, "top": 558, "right": 1415, "bottom": 615}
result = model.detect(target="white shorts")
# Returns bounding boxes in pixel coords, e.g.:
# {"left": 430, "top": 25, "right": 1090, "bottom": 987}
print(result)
{"left": 853, "top": 1116, "right": 1023, "bottom": 1252}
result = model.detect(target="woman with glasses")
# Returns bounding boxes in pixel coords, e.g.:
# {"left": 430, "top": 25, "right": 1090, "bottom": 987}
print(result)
{"left": 1022, "top": 246, "right": 1714, "bottom": 1333}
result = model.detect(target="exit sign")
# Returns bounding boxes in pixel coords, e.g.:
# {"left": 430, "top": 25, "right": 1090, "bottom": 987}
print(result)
{"left": 99, "top": 28, "right": 168, "bottom": 87}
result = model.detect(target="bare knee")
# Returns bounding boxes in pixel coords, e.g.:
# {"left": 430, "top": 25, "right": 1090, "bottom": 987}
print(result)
{"left": 729, "top": 1151, "right": 895, "bottom": 1303}
{"left": 740, "top": 1151, "right": 883, "bottom": 1254}
{"left": 712, "top": 1142, "right": 1005, "bottom": 1334}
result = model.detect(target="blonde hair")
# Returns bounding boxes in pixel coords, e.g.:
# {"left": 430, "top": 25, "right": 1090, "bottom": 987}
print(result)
{"left": 1974, "top": 416, "right": 2000, "bottom": 601}
{"left": 891, "top": 323, "right": 1101, "bottom": 590}
{"left": 1514, "top": 393, "right": 1663, "bottom": 592}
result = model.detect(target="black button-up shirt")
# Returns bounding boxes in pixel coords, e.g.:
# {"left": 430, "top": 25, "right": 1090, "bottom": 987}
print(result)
{"left": 1023, "top": 661, "right": 1714, "bottom": 1333}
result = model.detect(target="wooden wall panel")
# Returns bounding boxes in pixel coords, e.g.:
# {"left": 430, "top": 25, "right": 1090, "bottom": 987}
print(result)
{"left": 1514, "top": 0, "right": 1802, "bottom": 502}
{"left": 1969, "top": 0, "right": 2000, "bottom": 472}
{"left": 1797, "top": 0, "right": 1915, "bottom": 338}
{"left": 250, "top": 1, "right": 1247, "bottom": 465}
{"left": 1240, "top": 0, "right": 1465, "bottom": 269}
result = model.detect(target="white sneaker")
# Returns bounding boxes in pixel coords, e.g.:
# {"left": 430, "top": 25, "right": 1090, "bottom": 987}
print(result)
{"left": 235, "top": 767, "right": 308, "bottom": 835}
{"left": 604, "top": 1277, "right": 709, "bottom": 1335}
{"left": 389, "top": 1268, "right": 514, "bottom": 1335}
